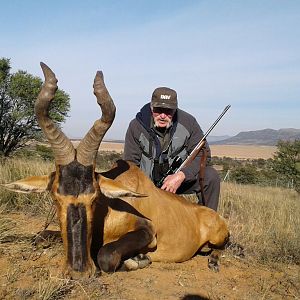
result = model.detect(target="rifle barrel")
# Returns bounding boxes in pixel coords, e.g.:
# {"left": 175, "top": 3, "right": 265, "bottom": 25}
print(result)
{"left": 202, "top": 105, "right": 231, "bottom": 141}
{"left": 176, "top": 104, "right": 231, "bottom": 172}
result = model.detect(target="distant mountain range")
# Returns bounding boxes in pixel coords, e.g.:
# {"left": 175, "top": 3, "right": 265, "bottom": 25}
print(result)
{"left": 210, "top": 128, "right": 300, "bottom": 146}
{"left": 207, "top": 135, "right": 232, "bottom": 143}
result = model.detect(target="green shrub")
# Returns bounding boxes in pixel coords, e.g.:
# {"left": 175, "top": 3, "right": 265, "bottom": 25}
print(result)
{"left": 11, "top": 144, "right": 54, "bottom": 161}
{"left": 96, "top": 151, "right": 123, "bottom": 171}
{"left": 230, "top": 165, "right": 259, "bottom": 184}
{"left": 35, "top": 145, "right": 54, "bottom": 161}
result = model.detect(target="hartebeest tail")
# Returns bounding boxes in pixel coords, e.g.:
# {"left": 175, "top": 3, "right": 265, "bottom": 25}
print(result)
{"left": 3, "top": 63, "right": 230, "bottom": 278}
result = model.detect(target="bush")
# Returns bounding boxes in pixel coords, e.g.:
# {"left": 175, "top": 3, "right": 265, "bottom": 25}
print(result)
{"left": 11, "top": 144, "right": 54, "bottom": 161}
{"left": 271, "top": 140, "right": 300, "bottom": 193}
{"left": 230, "top": 165, "right": 259, "bottom": 184}
{"left": 96, "top": 151, "right": 123, "bottom": 171}
{"left": 35, "top": 145, "right": 54, "bottom": 161}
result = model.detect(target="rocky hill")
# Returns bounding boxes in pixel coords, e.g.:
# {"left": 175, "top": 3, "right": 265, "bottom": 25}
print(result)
{"left": 211, "top": 128, "right": 300, "bottom": 146}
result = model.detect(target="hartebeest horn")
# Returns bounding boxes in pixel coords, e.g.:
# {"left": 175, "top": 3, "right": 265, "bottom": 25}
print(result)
{"left": 76, "top": 71, "right": 116, "bottom": 166}
{"left": 35, "top": 62, "right": 75, "bottom": 165}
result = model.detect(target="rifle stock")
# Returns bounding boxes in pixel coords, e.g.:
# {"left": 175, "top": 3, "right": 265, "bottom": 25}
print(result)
{"left": 176, "top": 140, "right": 206, "bottom": 172}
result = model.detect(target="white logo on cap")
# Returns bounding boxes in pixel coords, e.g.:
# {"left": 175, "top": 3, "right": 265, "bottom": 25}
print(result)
{"left": 160, "top": 95, "right": 171, "bottom": 100}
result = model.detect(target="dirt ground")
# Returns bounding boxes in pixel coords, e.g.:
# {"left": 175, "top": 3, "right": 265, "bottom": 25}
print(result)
{"left": 0, "top": 213, "right": 299, "bottom": 300}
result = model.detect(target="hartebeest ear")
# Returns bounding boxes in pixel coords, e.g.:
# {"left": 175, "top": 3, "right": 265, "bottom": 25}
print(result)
{"left": 2, "top": 173, "right": 55, "bottom": 194}
{"left": 98, "top": 175, "right": 147, "bottom": 198}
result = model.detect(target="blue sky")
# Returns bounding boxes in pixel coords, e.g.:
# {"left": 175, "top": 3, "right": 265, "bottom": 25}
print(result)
{"left": 1, "top": 0, "right": 299, "bottom": 139}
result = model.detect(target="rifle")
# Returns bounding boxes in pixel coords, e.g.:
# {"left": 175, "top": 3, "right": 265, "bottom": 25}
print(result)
{"left": 156, "top": 105, "right": 231, "bottom": 188}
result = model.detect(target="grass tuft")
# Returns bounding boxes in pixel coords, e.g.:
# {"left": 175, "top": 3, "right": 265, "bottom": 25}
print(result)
{"left": 0, "top": 206, "right": 16, "bottom": 243}
{"left": 37, "top": 277, "right": 74, "bottom": 300}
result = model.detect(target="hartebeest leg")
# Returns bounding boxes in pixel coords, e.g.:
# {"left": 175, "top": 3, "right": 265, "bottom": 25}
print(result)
{"left": 207, "top": 232, "right": 230, "bottom": 272}
{"left": 98, "top": 224, "right": 155, "bottom": 273}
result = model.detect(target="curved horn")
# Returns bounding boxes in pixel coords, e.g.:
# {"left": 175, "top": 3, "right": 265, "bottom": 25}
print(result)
{"left": 76, "top": 71, "right": 116, "bottom": 166}
{"left": 35, "top": 62, "right": 75, "bottom": 165}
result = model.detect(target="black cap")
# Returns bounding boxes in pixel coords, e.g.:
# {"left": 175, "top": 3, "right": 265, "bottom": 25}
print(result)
{"left": 151, "top": 87, "right": 178, "bottom": 109}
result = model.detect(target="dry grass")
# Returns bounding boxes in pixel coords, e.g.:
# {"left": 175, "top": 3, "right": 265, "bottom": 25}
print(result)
{"left": 0, "top": 206, "right": 16, "bottom": 243}
{"left": 219, "top": 182, "right": 300, "bottom": 264}
{"left": 0, "top": 157, "right": 54, "bottom": 181}
{"left": 37, "top": 276, "right": 74, "bottom": 300}
{"left": 0, "top": 158, "right": 54, "bottom": 215}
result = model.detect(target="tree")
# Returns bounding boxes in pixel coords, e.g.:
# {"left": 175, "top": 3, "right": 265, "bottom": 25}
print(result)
{"left": 271, "top": 140, "right": 300, "bottom": 193}
{"left": 0, "top": 58, "right": 70, "bottom": 156}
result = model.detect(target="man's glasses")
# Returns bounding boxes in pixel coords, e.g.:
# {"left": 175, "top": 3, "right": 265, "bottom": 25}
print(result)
{"left": 152, "top": 107, "right": 176, "bottom": 117}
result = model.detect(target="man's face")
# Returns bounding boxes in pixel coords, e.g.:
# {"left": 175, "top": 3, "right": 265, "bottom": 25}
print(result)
{"left": 151, "top": 106, "right": 176, "bottom": 128}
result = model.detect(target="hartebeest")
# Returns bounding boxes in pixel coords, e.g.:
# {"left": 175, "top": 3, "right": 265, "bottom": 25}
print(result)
{"left": 4, "top": 63, "right": 229, "bottom": 278}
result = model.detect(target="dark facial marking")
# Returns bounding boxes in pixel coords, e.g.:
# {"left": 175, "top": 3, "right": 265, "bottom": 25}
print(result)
{"left": 58, "top": 161, "right": 95, "bottom": 196}
{"left": 67, "top": 203, "right": 88, "bottom": 272}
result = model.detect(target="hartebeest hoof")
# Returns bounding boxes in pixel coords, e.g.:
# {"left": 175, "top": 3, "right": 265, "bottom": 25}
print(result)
{"left": 119, "top": 254, "right": 152, "bottom": 271}
{"left": 63, "top": 262, "right": 97, "bottom": 279}
{"left": 226, "top": 240, "right": 245, "bottom": 258}
{"left": 208, "top": 253, "right": 220, "bottom": 272}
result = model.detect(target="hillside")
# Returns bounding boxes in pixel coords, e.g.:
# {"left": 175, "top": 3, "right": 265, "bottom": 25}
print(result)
{"left": 211, "top": 128, "right": 300, "bottom": 146}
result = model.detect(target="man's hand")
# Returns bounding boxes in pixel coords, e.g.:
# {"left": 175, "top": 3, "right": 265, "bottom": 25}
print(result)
{"left": 161, "top": 171, "right": 185, "bottom": 193}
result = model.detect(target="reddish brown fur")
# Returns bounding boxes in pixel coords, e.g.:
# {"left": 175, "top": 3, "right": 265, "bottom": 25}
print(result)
{"left": 101, "top": 161, "right": 229, "bottom": 263}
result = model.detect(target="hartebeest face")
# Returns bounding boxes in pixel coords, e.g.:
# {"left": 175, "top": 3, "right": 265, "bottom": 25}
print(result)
{"left": 50, "top": 162, "right": 100, "bottom": 276}
{"left": 4, "top": 63, "right": 116, "bottom": 277}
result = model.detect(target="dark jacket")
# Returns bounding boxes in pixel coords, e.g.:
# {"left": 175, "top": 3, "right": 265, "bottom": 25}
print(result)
{"left": 123, "top": 103, "right": 211, "bottom": 194}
